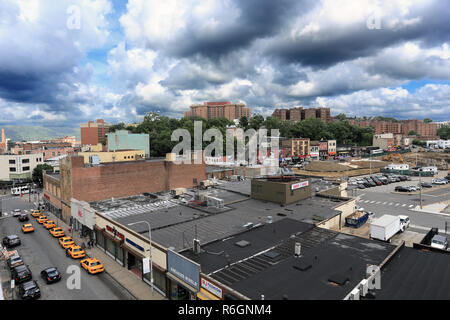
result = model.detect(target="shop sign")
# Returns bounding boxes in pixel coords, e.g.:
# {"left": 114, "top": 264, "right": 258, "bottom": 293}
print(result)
{"left": 201, "top": 278, "right": 222, "bottom": 298}
{"left": 44, "top": 193, "right": 50, "bottom": 200}
{"left": 167, "top": 250, "right": 200, "bottom": 291}
{"left": 106, "top": 225, "right": 124, "bottom": 240}
{"left": 125, "top": 238, "right": 144, "bottom": 251}
{"left": 291, "top": 181, "right": 309, "bottom": 190}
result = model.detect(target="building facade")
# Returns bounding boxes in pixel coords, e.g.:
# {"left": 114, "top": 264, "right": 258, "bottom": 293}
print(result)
{"left": 0, "top": 154, "right": 44, "bottom": 181}
{"left": 77, "top": 150, "right": 146, "bottom": 164}
{"left": 281, "top": 138, "right": 310, "bottom": 159}
{"left": 271, "top": 107, "right": 331, "bottom": 123}
{"left": 184, "top": 102, "right": 251, "bottom": 121}
{"left": 107, "top": 130, "right": 150, "bottom": 157}
{"left": 80, "top": 119, "right": 110, "bottom": 146}
{"left": 43, "top": 155, "right": 207, "bottom": 223}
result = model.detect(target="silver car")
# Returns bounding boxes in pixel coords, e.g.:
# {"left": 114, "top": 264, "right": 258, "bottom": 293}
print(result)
{"left": 12, "top": 209, "right": 22, "bottom": 217}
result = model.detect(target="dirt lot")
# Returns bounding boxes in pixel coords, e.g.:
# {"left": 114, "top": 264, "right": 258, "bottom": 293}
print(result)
{"left": 402, "top": 152, "right": 450, "bottom": 169}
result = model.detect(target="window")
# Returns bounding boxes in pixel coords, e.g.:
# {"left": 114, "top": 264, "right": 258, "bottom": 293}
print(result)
{"left": 193, "top": 178, "right": 198, "bottom": 184}
{"left": 22, "top": 159, "right": 29, "bottom": 164}
{"left": 9, "top": 160, "right": 15, "bottom": 164}
{"left": 23, "top": 166, "right": 30, "bottom": 171}
{"left": 9, "top": 167, "right": 16, "bottom": 172}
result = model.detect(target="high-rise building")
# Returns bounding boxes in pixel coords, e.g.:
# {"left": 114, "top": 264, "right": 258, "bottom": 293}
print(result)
{"left": 271, "top": 107, "right": 331, "bottom": 123}
{"left": 184, "top": 102, "right": 251, "bottom": 121}
{"left": 0, "top": 128, "right": 6, "bottom": 153}
{"left": 80, "top": 119, "right": 110, "bottom": 146}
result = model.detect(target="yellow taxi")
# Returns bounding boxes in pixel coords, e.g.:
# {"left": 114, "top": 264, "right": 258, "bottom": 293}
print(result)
{"left": 59, "top": 236, "right": 75, "bottom": 249}
{"left": 80, "top": 258, "right": 104, "bottom": 274}
{"left": 36, "top": 215, "right": 48, "bottom": 224}
{"left": 49, "top": 227, "right": 65, "bottom": 238}
{"left": 31, "top": 210, "right": 41, "bottom": 218}
{"left": 43, "top": 220, "right": 56, "bottom": 230}
{"left": 21, "top": 223, "right": 35, "bottom": 233}
{"left": 66, "top": 245, "right": 86, "bottom": 259}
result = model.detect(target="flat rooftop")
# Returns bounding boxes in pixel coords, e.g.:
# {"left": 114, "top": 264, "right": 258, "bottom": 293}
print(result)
{"left": 199, "top": 223, "right": 394, "bottom": 300}
{"left": 376, "top": 247, "right": 450, "bottom": 300}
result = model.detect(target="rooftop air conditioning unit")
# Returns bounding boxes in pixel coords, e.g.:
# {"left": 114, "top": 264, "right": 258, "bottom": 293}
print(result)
{"left": 193, "top": 239, "right": 201, "bottom": 254}
{"left": 349, "top": 288, "right": 360, "bottom": 300}
{"left": 294, "top": 242, "right": 301, "bottom": 257}
{"left": 359, "top": 279, "right": 369, "bottom": 297}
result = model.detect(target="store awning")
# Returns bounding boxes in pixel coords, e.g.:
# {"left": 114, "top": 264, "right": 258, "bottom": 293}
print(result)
{"left": 196, "top": 289, "right": 220, "bottom": 300}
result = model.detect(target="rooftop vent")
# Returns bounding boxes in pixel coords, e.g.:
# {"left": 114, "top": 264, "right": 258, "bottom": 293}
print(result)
{"left": 235, "top": 240, "right": 250, "bottom": 248}
{"left": 264, "top": 251, "right": 281, "bottom": 260}
{"left": 293, "top": 259, "right": 312, "bottom": 272}
{"left": 328, "top": 272, "right": 350, "bottom": 286}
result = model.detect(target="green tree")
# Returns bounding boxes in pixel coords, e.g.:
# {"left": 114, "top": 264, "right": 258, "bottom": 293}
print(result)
{"left": 408, "top": 130, "right": 418, "bottom": 136}
{"left": 423, "top": 118, "right": 433, "bottom": 123}
{"left": 239, "top": 116, "right": 249, "bottom": 130}
{"left": 32, "top": 164, "right": 54, "bottom": 187}
{"left": 437, "top": 125, "right": 450, "bottom": 140}
{"left": 336, "top": 113, "right": 347, "bottom": 121}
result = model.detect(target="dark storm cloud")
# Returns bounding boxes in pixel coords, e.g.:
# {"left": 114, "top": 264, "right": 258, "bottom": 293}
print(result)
{"left": 264, "top": 2, "right": 450, "bottom": 69}
{"left": 162, "top": 0, "right": 315, "bottom": 59}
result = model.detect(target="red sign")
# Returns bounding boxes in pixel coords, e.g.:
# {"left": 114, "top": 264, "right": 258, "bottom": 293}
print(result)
{"left": 291, "top": 181, "right": 309, "bottom": 190}
{"left": 78, "top": 210, "right": 83, "bottom": 217}
{"left": 106, "top": 225, "right": 124, "bottom": 240}
{"left": 44, "top": 194, "right": 50, "bottom": 200}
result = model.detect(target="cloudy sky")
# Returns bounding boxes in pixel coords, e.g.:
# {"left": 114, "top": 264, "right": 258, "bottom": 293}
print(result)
{"left": 0, "top": 0, "right": 449, "bottom": 128}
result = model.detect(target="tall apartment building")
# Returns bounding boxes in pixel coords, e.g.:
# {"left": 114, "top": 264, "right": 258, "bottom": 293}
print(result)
{"left": 271, "top": 107, "right": 331, "bottom": 123}
{"left": 349, "top": 119, "right": 437, "bottom": 139}
{"left": 184, "top": 102, "right": 251, "bottom": 121}
{"left": 80, "top": 119, "right": 110, "bottom": 146}
{"left": 0, "top": 128, "right": 7, "bottom": 153}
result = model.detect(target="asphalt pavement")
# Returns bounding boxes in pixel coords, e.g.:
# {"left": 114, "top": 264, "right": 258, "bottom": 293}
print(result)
{"left": 0, "top": 196, "right": 135, "bottom": 300}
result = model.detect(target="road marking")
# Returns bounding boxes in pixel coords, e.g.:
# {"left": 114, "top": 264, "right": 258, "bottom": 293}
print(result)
{"left": 388, "top": 203, "right": 393, "bottom": 206}
{"left": 383, "top": 202, "right": 387, "bottom": 205}
{"left": 395, "top": 203, "right": 400, "bottom": 206}
{"left": 370, "top": 201, "right": 375, "bottom": 204}
{"left": 375, "top": 201, "right": 381, "bottom": 204}
{"left": 402, "top": 204, "right": 406, "bottom": 207}
{"left": 410, "top": 224, "right": 446, "bottom": 233}
{"left": 409, "top": 205, "right": 413, "bottom": 208}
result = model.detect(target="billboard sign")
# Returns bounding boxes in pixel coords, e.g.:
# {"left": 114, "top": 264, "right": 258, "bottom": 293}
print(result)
{"left": 291, "top": 181, "right": 309, "bottom": 190}
{"left": 201, "top": 277, "right": 223, "bottom": 298}
{"left": 167, "top": 250, "right": 200, "bottom": 291}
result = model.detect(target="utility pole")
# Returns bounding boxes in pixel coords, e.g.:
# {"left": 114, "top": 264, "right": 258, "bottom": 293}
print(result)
{"left": 419, "top": 171, "right": 423, "bottom": 209}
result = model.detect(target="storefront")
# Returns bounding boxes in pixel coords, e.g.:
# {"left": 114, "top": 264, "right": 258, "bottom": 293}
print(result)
{"left": 167, "top": 250, "right": 200, "bottom": 300}
{"left": 94, "top": 213, "right": 168, "bottom": 296}
{"left": 71, "top": 198, "right": 96, "bottom": 241}
{"left": 43, "top": 192, "right": 62, "bottom": 220}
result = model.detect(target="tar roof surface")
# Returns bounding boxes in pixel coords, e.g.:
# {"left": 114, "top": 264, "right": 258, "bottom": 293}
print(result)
{"left": 376, "top": 247, "right": 450, "bottom": 300}
{"left": 183, "top": 219, "right": 314, "bottom": 274}
{"left": 213, "top": 230, "right": 394, "bottom": 300}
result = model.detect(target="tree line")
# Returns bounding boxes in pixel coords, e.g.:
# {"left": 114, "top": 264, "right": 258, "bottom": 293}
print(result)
{"left": 109, "top": 112, "right": 375, "bottom": 157}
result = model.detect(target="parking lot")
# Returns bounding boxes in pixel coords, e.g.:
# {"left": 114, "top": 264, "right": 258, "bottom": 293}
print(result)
{"left": 348, "top": 172, "right": 450, "bottom": 236}
{"left": 1, "top": 196, "right": 134, "bottom": 300}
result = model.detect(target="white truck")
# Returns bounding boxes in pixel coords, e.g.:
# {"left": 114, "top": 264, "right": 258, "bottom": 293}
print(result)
{"left": 430, "top": 235, "right": 448, "bottom": 250}
{"left": 370, "top": 214, "right": 410, "bottom": 242}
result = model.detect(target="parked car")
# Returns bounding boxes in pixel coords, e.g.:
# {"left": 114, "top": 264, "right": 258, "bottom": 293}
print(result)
{"left": 378, "top": 176, "right": 389, "bottom": 185}
{"left": 7, "top": 254, "right": 24, "bottom": 270}
{"left": 2, "top": 235, "right": 21, "bottom": 248}
{"left": 40, "top": 267, "right": 62, "bottom": 284}
{"left": 370, "top": 177, "right": 382, "bottom": 186}
{"left": 12, "top": 209, "right": 22, "bottom": 217}
{"left": 80, "top": 258, "right": 104, "bottom": 275}
{"left": 11, "top": 265, "right": 32, "bottom": 284}
{"left": 357, "top": 184, "right": 366, "bottom": 189}
{"left": 21, "top": 223, "right": 35, "bottom": 233}
{"left": 420, "top": 182, "right": 433, "bottom": 188}
{"left": 365, "top": 178, "right": 376, "bottom": 187}
{"left": 18, "top": 214, "right": 29, "bottom": 222}
{"left": 395, "top": 186, "right": 410, "bottom": 192}
{"left": 398, "top": 176, "right": 408, "bottom": 181}
{"left": 432, "top": 178, "right": 447, "bottom": 185}
{"left": 18, "top": 280, "right": 40, "bottom": 300}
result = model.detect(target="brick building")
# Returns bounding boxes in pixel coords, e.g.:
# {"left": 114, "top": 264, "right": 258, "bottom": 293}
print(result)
{"left": 184, "top": 102, "right": 251, "bottom": 121}
{"left": 80, "top": 119, "right": 110, "bottom": 146}
{"left": 43, "top": 155, "right": 207, "bottom": 223}
{"left": 280, "top": 138, "right": 310, "bottom": 159}
{"left": 271, "top": 107, "right": 331, "bottom": 123}
{"left": 349, "top": 119, "right": 437, "bottom": 139}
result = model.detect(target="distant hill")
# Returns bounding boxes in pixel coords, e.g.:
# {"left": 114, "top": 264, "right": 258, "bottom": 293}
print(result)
{"left": 2, "top": 126, "right": 80, "bottom": 142}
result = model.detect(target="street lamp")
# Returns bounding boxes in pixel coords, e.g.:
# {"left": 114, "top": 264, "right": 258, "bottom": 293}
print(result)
{"left": 127, "top": 221, "right": 154, "bottom": 294}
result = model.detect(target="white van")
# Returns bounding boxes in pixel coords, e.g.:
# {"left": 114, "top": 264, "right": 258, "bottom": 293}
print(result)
{"left": 419, "top": 166, "right": 438, "bottom": 174}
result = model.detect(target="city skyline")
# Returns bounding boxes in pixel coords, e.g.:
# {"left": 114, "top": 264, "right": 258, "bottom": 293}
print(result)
{"left": 0, "top": 0, "right": 450, "bottom": 129}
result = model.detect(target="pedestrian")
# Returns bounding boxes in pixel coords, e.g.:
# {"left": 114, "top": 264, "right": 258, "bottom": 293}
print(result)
{"left": 87, "top": 240, "right": 91, "bottom": 249}
{"left": 81, "top": 242, "right": 86, "bottom": 251}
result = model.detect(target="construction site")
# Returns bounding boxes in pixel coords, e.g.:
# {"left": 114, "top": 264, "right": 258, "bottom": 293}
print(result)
{"left": 293, "top": 151, "right": 449, "bottom": 179}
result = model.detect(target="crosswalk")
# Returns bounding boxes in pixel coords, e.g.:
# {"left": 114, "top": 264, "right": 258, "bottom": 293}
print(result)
{"left": 358, "top": 199, "right": 414, "bottom": 208}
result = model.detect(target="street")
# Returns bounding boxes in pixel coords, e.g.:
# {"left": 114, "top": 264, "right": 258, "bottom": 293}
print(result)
{"left": 1, "top": 196, "right": 135, "bottom": 300}
{"left": 352, "top": 174, "right": 450, "bottom": 235}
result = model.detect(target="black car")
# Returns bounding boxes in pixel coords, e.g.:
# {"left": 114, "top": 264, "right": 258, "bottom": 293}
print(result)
{"left": 399, "top": 176, "right": 408, "bottom": 181}
{"left": 371, "top": 177, "right": 382, "bottom": 186}
{"left": 18, "top": 214, "right": 29, "bottom": 222}
{"left": 11, "top": 265, "right": 32, "bottom": 284}
{"left": 365, "top": 178, "right": 376, "bottom": 187}
{"left": 395, "top": 186, "right": 410, "bottom": 192}
{"left": 378, "top": 177, "right": 389, "bottom": 185}
{"left": 7, "top": 255, "right": 24, "bottom": 270}
{"left": 40, "top": 267, "right": 62, "bottom": 284}
{"left": 2, "top": 235, "right": 21, "bottom": 248}
{"left": 420, "top": 182, "right": 433, "bottom": 188}
{"left": 357, "top": 184, "right": 366, "bottom": 189}
{"left": 18, "top": 280, "right": 40, "bottom": 300}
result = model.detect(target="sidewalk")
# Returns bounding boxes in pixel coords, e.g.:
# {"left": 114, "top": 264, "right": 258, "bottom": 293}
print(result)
{"left": 411, "top": 201, "right": 450, "bottom": 216}
{"left": 43, "top": 209, "right": 166, "bottom": 300}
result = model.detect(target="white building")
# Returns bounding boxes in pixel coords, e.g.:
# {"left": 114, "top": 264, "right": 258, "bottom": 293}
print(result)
{"left": 0, "top": 153, "right": 44, "bottom": 181}
{"left": 438, "top": 140, "right": 450, "bottom": 149}
{"left": 385, "top": 163, "right": 409, "bottom": 171}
